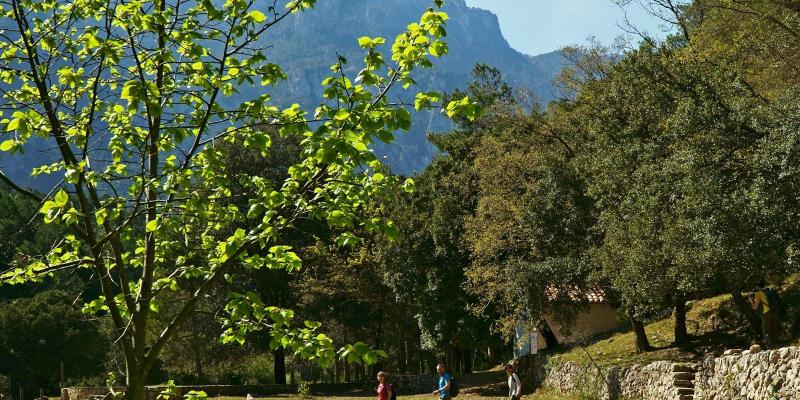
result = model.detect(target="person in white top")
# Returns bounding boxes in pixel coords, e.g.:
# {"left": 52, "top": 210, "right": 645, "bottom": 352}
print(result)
{"left": 505, "top": 364, "right": 522, "bottom": 400}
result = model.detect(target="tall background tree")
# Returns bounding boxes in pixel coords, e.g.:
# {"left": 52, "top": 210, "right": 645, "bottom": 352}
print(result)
{"left": 0, "top": 0, "right": 477, "bottom": 398}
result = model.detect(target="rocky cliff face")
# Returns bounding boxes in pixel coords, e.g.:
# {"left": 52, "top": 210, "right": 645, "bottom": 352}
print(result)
{"left": 0, "top": 0, "right": 568, "bottom": 188}
{"left": 252, "top": 0, "right": 568, "bottom": 174}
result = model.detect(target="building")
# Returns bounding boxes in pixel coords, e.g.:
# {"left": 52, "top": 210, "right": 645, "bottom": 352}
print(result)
{"left": 514, "top": 287, "right": 619, "bottom": 356}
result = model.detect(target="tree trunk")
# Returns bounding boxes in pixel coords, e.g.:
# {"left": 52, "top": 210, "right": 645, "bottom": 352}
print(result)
{"left": 487, "top": 346, "right": 497, "bottom": 366}
{"left": 629, "top": 312, "right": 652, "bottom": 352}
{"left": 731, "top": 290, "right": 762, "bottom": 337}
{"left": 539, "top": 322, "right": 560, "bottom": 348}
{"left": 451, "top": 347, "right": 461, "bottom": 373}
{"left": 674, "top": 297, "right": 690, "bottom": 345}
{"left": 191, "top": 317, "right": 204, "bottom": 382}
{"left": 274, "top": 347, "right": 287, "bottom": 385}
{"left": 125, "top": 374, "right": 146, "bottom": 400}
{"left": 399, "top": 329, "right": 408, "bottom": 373}
{"left": 463, "top": 348, "right": 473, "bottom": 374}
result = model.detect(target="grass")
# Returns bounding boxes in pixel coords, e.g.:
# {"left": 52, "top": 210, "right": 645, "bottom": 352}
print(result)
{"left": 550, "top": 277, "right": 800, "bottom": 368}
{"left": 214, "top": 394, "right": 577, "bottom": 400}
{"left": 550, "top": 294, "right": 745, "bottom": 367}
{"left": 210, "top": 369, "right": 579, "bottom": 400}
{"left": 213, "top": 390, "right": 579, "bottom": 400}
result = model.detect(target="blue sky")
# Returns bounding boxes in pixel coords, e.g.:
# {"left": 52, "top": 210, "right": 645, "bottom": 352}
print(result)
{"left": 464, "top": 0, "right": 669, "bottom": 55}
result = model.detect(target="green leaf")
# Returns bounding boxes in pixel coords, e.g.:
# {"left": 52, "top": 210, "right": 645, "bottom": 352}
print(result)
{"left": 0, "top": 140, "right": 14, "bottom": 152}
{"left": 150, "top": 298, "right": 161, "bottom": 313}
{"left": 334, "top": 109, "right": 351, "bottom": 121}
{"left": 430, "top": 41, "right": 448, "bottom": 57}
{"left": 54, "top": 189, "right": 69, "bottom": 208}
{"left": 95, "top": 208, "right": 107, "bottom": 225}
{"left": 248, "top": 10, "right": 267, "bottom": 23}
{"left": 146, "top": 220, "right": 158, "bottom": 232}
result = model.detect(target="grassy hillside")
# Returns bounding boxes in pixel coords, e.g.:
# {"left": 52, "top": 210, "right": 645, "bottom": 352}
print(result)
{"left": 549, "top": 277, "right": 800, "bottom": 368}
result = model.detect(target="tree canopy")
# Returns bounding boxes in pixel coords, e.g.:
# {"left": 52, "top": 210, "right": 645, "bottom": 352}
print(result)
{"left": 0, "top": 0, "right": 477, "bottom": 398}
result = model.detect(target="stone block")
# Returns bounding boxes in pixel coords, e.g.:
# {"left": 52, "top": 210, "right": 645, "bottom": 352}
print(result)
{"left": 674, "top": 372, "right": 694, "bottom": 381}
{"left": 673, "top": 379, "right": 694, "bottom": 388}
{"left": 672, "top": 364, "right": 696, "bottom": 373}
{"left": 677, "top": 387, "right": 694, "bottom": 395}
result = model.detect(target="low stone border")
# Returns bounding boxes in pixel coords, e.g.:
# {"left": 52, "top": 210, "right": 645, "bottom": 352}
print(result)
{"left": 542, "top": 345, "right": 800, "bottom": 400}
{"left": 62, "top": 383, "right": 363, "bottom": 400}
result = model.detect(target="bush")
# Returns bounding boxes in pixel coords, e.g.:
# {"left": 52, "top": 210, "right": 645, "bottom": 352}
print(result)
{"left": 293, "top": 381, "right": 313, "bottom": 400}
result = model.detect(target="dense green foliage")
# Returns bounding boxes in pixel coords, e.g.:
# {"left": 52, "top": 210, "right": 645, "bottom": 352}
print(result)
{"left": 452, "top": 0, "right": 800, "bottom": 351}
{"left": 0, "top": 291, "right": 106, "bottom": 397}
{"left": 0, "top": 0, "right": 477, "bottom": 398}
{"left": 2, "top": 1, "right": 800, "bottom": 397}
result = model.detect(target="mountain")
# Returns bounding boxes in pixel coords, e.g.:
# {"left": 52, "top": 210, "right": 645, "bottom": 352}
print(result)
{"left": 258, "top": 0, "right": 570, "bottom": 174}
{"left": 0, "top": 0, "right": 570, "bottom": 189}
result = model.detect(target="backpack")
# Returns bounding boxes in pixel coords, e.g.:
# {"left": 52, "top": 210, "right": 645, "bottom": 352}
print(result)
{"left": 764, "top": 287, "right": 786, "bottom": 315}
{"left": 389, "top": 384, "right": 396, "bottom": 400}
{"left": 449, "top": 377, "right": 459, "bottom": 398}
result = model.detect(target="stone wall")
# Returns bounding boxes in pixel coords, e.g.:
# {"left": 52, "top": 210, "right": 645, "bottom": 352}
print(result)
{"left": 610, "top": 361, "right": 691, "bottom": 400}
{"left": 544, "top": 361, "right": 606, "bottom": 396}
{"left": 543, "top": 360, "right": 696, "bottom": 400}
{"left": 392, "top": 373, "right": 437, "bottom": 394}
{"left": 694, "top": 346, "right": 800, "bottom": 400}
{"left": 513, "top": 353, "right": 549, "bottom": 392}
{"left": 62, "top": 387, "right": 129, "bottom": 400}
{"left": 543, "top": 345, "right": 800, "bottom": 400}
{"left": 62, "top": 383, "right": 364, "bottom": 400}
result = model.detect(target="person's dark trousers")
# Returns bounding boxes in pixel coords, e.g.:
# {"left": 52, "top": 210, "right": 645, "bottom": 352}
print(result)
{"left": 762, "top": 310, "right": 781, "bottom": 349}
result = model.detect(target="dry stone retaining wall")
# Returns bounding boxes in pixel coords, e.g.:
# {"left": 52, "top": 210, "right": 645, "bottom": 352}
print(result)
{"left": 61, "top": 383, "right": 364, "bottom": 400}
{"left": 543, "top": 345, "right": 800, "bottom": 400}
{"left": 694, "top": 346, "right": 800, "bottom": 399}
{"left": 544, "top": 360, "right": 696, "bottom": 400}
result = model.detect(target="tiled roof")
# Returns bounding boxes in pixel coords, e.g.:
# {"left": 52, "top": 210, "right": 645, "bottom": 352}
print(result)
{"left": 545, "top": 286, "right": 608, "bottom": 304}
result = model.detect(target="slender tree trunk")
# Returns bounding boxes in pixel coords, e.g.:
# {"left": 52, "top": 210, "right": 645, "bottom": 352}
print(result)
{"left": 193, "top": 348, "right": 204, "bottom": 383}
{"left": 9, "top": 376, "right": 17, "bottom": 400}
{"left": 463, "top": 348, "right": 473, "bottom": 374}
{"left": 125, "top": 373, "right": 146, "bottom": 400}
{"left": 539, "top": 322, "right": 560, "bottom": 348}
{"left": 453, "top": 346, "right": 461, "bottom": 373}
{"left": 190, "top": 314, "right": 204, "bottom": 382}
{"left": 674, "top": 297, "right": 690, "bottom": 345}
{"left": 731, "top": 290, "right": 762, "bottom": 337}
{"left": 629, "top": 312, "right": 652, "bottom": 352}
{"left": 399, "top": 328, "right": 408, "bottom": 373}
{"left": 274, "top": 347, "right": 287, "bottom": 385}
{"left": 487, "top": 346, "right": 498, "bottom": 366}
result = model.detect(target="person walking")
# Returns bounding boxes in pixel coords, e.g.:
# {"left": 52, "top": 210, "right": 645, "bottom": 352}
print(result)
{"left": 377, "top": 371, "right": 393, "bottom": 400}
{"left": 505, "top": 364, "right": 522, "bottom": 400}
{"left": 432, "top": 364, "right": 451, "bottom": 400}
{"left": 753, "top": 280, "right": 783, "bottom": 349}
